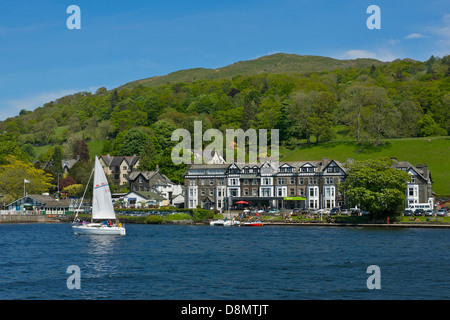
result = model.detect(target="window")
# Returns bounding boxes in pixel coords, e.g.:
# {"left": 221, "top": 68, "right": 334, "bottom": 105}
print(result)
{"left": 252, "top": 179, "right": 258, "bottom": 185}
{"left": 411, "top": 176, "right": 416, "bottom": 183}
{"left": 409, "top": 188, "right": 414, "bottom": 196}
{"left": 209, "top": 179, "right": 214, "bottom": 185}
{"left": 123, "top": 166, "right": 127, "bottom": 170}
{"left": 252, "top": 188, "right": 258, "bottom": 196}
{"left": 299, "top": 178, "right": 304, "bottom": 185}
{"left": 277, "top": 178, "right": 285, "bottom": 185}
{"left": 201, "top": 189, "right": 205, "bottom": 196}
{"left": 244, "top": 188, "right": 249, "bottom": 196}
{"left": 201, "top": 179, "right": 205, "bottom": 185}
{"left": 209, "top": 189, "right": 214, "bottom": 196}
{"left": 244, "top": 179, "right": 249, "bottom": 185}
{"left": 290, "top": 188, "right": 295, "bottom": 196}
{"left": 290, "top": 177, "right": 295, "bottom": 184}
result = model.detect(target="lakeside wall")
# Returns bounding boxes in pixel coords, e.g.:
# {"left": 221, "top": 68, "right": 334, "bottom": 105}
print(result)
{"left": 0, "top": 214, "right": 59, "bottom": 224}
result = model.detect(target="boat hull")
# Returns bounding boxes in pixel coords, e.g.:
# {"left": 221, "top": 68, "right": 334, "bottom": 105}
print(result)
{"left": 72, "top": 224, "right": 126, "bottom": 235}
{"left": 210, "top": 219, "right": 240, "bottom": 227}
{"left": 243, "top": 222, "right": 263, "bottom": 227}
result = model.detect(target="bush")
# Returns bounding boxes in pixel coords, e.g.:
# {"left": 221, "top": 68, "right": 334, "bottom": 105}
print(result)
{"left": 146, "top": 215, "right": 163, "bottom": 224}
{"left": 192, "top": 209, "right": 214, "bottom": 222}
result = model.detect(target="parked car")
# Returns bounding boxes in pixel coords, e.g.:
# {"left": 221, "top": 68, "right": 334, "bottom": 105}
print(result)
{"left": 361, "top": 210, "right": 370, "bottom": 216}
{"left": 330, "top": 207, "right": 340, "bottom": 215}
{"left": 436, "top": 209, "right": 446, "bottom": 217}
{"left": 340, "top": 209, "right": 350, "bottom": 215}
{"left": 404, "top": 209, "right": 413, "bottom": 216}
{"left": 424, "top": 210, "right": 434, "bottom": 216}
{"left": 268, "top": 209, "right": 280, "bottom": 214}
{"left": 350, "top": 208, "right": 361, "bottom": 216}
{"left": 414, "top": 209, "right": 424, "bottom": 216}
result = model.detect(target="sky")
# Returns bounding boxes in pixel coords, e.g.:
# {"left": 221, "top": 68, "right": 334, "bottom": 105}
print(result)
{"left": 0, "top": 0, "right": 449, "bottom": 120}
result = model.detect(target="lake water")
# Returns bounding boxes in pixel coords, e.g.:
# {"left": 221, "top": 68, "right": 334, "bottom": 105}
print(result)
{"left": 0, "top": 223, "right": 448, "bottom": 300}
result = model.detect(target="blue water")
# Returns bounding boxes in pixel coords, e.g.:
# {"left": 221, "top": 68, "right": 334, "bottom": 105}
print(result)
{"left": 0, "top": 223, "right": 448, "bottom": 300}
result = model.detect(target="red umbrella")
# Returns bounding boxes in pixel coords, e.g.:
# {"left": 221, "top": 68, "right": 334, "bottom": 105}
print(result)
{"left": 235, "top": 201, "right": 249, "bottom": 204}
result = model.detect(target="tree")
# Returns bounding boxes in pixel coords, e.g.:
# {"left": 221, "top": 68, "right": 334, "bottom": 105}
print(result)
{"left": 49, "top": 146, "right": 64, "bottom": 176}
{"left": 62, "top": 184, "right": 84, "bottom": 197}
{"left": 72, "top": 140, "right": 90, "bottom": 161}
{"left": 34, "top": 118, "right": 57, "bottom": 144}
{"left": 120, "top": 128, "right": 148, "bottom": 156}
{"left": 138, "top": 135, "right": 161, "bottom": 171}
{"left": 0, "top": 155, "right": 54, "bottom": 204}
{"left": 68, "top": 160, "right": 94, "bottom": 198}
{"left": 363, "top": 87, "right": 394, "bottom": 144}
{"left": 417, "top": 113, "right": 447, "bottom": 137}
{"left": 341, "top": 158, "right": 410, "bottom": 220}
{"left": 59, "top": 176, "right": 77, "bottom": 190}
{"left": 339, "top": 85, "right": 371, "bottom": 144}
{"left": 288, "top": 91, "right": 336, "bottom": 144}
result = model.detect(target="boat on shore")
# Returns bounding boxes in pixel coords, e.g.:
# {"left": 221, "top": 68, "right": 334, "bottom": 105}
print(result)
{"left": 210, "top": 217, "right": 240, "bottom": 227}
{"left": 72, "top": 156, "right": 126, "bottom": 236}
{"left": 243, "top": 218, "right": 263, "bottom": 227}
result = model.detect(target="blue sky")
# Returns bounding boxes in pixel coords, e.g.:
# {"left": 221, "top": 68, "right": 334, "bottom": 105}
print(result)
{"left": 0, "top": 0, "right": 449, "bottom": 120}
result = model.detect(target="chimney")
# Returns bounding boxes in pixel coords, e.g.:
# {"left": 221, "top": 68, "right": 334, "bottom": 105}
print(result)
{"left": 156, "top": 164, "right": 159, "bottom": 173}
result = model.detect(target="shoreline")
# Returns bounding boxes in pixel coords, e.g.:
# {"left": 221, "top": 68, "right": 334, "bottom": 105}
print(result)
{"left": 1, "top": 214, "right": 450, "bottom": 229}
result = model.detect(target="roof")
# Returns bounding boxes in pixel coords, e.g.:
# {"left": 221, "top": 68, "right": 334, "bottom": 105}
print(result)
{"left": 7, "top": 195, "right": 72, "bottom": 208}
{"left": 99, "top": 155, "right": 140, "bottom": 167}
{"left": 128, "top": 171, "right": 174, "bottom": 185}
{"left": 126, "top": 191, "right": 166, "bottom": 201}
{"left": 186, "top": 160, "right": 346, "bottom": 174}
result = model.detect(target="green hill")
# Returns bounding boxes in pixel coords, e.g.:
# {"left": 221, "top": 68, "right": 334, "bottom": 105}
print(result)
{"left": 1, "top": 52, "right": 448, "bottom": 195}
{"left": 118, "top": 53, "right": 386, "bottom": 89}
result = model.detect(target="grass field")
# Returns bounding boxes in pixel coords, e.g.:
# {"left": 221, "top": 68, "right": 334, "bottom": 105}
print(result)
{"left": 282, "top": 136, "right": 450, "bottom": 196}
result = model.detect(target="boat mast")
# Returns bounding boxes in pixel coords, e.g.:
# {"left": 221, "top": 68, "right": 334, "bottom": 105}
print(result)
{"left": 74, "top": 167, "right": 94, "bottom": 222}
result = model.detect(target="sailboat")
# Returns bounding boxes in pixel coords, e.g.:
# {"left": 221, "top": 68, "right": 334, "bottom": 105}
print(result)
{"left": 72, "top": 156, "right": 126, "bottom": 235}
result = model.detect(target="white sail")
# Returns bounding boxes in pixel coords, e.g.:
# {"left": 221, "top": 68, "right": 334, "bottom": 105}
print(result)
{"left": 92, "top": 156, "right": 116, "bottom": 220}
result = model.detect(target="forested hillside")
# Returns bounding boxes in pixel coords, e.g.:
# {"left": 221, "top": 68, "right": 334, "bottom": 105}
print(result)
{"left": 0, "top": 53, "right": 449, "bottom": 197}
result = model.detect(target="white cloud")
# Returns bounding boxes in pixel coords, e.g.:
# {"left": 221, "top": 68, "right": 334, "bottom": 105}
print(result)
{"left": 388, "top": 39, "right": 401, "bottom": 45}
{"left": 339, "top": 49, "right": 397, "bottom": 62}
{"left": 405, "top": 33, "right": 426, "bottom": 39}
{"left": 424, "top": 14, "right": 450, "bottom": 55}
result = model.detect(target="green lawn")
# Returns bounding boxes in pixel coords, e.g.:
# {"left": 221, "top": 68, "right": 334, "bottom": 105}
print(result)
{"left": 282, "top": 136, "right": 450, "bottom": 196}
{"left": 87, "top": 140, "right": 105, "bottom": 160}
